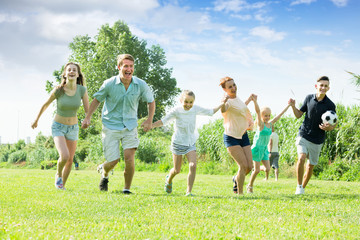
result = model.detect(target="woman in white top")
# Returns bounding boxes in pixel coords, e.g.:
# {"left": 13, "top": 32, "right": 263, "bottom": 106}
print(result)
{"left": 152, "top": 90, "right": 228, "bottom": 196}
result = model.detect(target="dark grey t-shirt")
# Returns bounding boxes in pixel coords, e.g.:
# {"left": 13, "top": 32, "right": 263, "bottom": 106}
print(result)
{"left": 298, "top": 94, "right": 336, "bottom": 144}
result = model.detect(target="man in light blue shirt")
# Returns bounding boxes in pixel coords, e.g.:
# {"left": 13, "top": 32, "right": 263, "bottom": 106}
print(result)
{"left": 82, "top": 54, "right": 155, "bottom": 193}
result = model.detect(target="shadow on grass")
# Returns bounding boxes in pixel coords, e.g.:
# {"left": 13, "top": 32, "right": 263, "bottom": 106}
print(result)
{"left": 108, "top": 190, "right": 360, "bottom": 202}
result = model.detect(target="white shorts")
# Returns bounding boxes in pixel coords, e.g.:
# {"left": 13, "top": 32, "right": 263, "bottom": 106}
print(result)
{"left": 102, "top": 126, "right": 139, "bottom": 162}
{"left": 296, "top": 136, "right": 323, "bottom": 166}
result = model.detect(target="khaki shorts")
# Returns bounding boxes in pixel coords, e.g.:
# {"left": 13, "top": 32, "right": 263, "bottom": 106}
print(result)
{"left": 102, "top": 126, "right": 139, "bottom": 162}
{"left": 296, "top": 136, "right": 323, "bottom": 166}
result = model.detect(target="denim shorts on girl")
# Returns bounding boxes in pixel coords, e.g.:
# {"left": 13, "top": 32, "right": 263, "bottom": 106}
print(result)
{"left": 223, "top": 132, "right": 250, "bottom": 148}
{"left": 51, "top": 121, "right": 79, "bottom": 141}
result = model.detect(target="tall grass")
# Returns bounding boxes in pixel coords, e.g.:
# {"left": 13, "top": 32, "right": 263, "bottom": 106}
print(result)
{"left": 1, "top": 169, "right": 359, "bottom": 239}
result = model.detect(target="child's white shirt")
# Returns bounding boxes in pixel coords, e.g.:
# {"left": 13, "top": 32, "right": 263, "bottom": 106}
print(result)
{"left": 269, "top": 132, "right": 279, "bottom": 152}
{"left": 161, "top": 105, "right": 214, "bottom": 146}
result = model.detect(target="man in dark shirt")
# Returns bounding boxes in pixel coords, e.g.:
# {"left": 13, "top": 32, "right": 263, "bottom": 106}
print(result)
{"left": 289, "top": 76, "right": 336, "bottom": 195}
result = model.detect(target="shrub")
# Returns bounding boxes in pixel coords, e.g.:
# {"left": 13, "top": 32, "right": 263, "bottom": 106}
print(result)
{"left": 40, "top": 160, "right": 58, "bottom": 170}
{"left": 8, "top": 150, "right": 27, "bottom": 163}
{"left": 27, "top": 148, "right": 46, "bottom": 165}
{"left": 136, "top": 134, "right": 171, "bottom": 163}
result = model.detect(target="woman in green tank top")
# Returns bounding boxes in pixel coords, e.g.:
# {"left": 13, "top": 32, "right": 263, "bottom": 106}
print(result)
{"left": 31, "top": 62, "right": 89, "bottom": 190}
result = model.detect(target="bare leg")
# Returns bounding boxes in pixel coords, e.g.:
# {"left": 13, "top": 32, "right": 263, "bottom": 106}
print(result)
{"left": 296, "top": 153, "right": 307, "bottom": 186}
{"left": 261, "top": 160, "right": 271, "bottom": 180}
{"left": 248, "top": 161, "right": 261, "bottom": 192}
{"left": 168, "top": 154, "right": 182, "bottom": 184}
{"left": 123, "top": 148, "right": 136, "bottom": 190}
{"left": 53, "top": 136, "right": 70, "bottom": 178}
{"left": 227, "top": 145, "right": 248, "bottom": 195}
{"left": 302, "top": 163, "right": 314, "bottom": 188}
{"left": 242, "top": 146, "right": 253, "bottom": 175}
{"left": 185, "top": 151, "right": 197, "bottom": 193}
{"left": 102, "top": 159, "right": 119, "bottom": 177}
{"left": 62, "top": 139, "right": 77, "bottom": 186}
{"left": 274, "top": 168, "right": 279, "bottom": 181}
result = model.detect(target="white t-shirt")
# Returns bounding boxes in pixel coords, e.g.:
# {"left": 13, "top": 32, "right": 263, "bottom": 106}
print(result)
{"left": 161, "top": 105, "right": 214, "bottom": 146}
{"left": 269, "top": 132, "right": 279, "bottom": 152}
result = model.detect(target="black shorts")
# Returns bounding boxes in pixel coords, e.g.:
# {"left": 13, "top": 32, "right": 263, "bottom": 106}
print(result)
{"left": 224, "top": 132, "right": 250, "bottom": 148}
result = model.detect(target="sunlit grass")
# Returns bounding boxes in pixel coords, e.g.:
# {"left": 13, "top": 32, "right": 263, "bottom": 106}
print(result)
{"left": 0, "top": 169, "right": 359, "bottom": 239}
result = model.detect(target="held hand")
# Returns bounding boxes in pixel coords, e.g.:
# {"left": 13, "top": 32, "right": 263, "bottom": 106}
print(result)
{"left": 222, "top": 94, "right": 230, "bottom": 104}
{"left": 31, "top": 121, "right": 38, "bottom": 129}
{"left": 288, "top": 98, "right": 295, "bottom": 107}
{"left": 251, "top": 94, "right": 258, "bottom": 102}
{"left": 81, "top": 118, "right": 91, "bottom": 129}
{"left": 141, "top": 118, "right": 152, "bottom": 132}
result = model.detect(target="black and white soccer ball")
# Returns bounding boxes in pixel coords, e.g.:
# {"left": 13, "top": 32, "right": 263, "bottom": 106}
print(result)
{"left": 321, "top": 110, "right": 337, "bottom": 125}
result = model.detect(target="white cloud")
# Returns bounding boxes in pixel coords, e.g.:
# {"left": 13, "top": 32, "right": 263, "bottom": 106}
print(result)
{"left": 213, "top": 0, "right": 267, "bottom": 13}
{"left": 290, "top": 0, "right": 317, "bottom": 6}
{"left": 305, "top": 30, "right": 332, "bottom": 36}
{"left": 0, "top": 13, "right": 26, "bottom": 24}
{"left": 168, "top": 52, "right": 205, "bottom": 62}
{"left": 330, "top": 0, "right": 348, "bottom": 7}
{"left": 231, "top": 14, "right": 252, "bottom": 20}
{"left": 250, "top": 26, "right": 286, "bottom": 41}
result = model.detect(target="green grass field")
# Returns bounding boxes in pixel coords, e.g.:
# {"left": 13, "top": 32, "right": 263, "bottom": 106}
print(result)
{"left": 1, "top": 169, "right": 359, "bottom": 239}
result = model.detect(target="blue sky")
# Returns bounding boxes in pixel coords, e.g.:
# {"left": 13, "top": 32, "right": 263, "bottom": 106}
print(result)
{"left": 0, "top": 0, "right": 359, "bottom": 144}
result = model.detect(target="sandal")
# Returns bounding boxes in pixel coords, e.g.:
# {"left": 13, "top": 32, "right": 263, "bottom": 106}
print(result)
{"left": 232, "top": 176, "right": 238, "bottom": 193}
{"left": 164, "top": 175, "right": 172, "bottom": 193}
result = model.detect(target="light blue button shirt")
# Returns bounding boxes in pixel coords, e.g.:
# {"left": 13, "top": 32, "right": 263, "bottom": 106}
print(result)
{"left": 93, "top": 75, "right": 154, "bottom": 131}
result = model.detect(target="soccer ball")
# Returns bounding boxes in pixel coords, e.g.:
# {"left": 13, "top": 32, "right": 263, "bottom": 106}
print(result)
{"left": 321, "top": 110, "right": 337, "bottom": 125}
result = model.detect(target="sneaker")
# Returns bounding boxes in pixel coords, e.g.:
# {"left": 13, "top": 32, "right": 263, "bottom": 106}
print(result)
{"left": 164, "top": 175, "right": 172, "bottom": 193}
{"left": 55, "top": 176, "right": 64, "bottom": 190}
{"left": 185, "top": 192, "right": 194, "bottom": 197}
{"left": 295, "top": 185, "right": 305, "bottom": 195}
{"left": 246, "top": 184, "right": 253, "bottom": 194}
{"left": 99, "top": 178, "right": 109, "bottom": 191}
{"left": 122, "top": 189, "right": 132, "bottom": 194}
{"left": 97, "top": 164, "right": 103, "bottom": 174}
{"left": 97, "top": 164, "right": 114, "bottom": 175}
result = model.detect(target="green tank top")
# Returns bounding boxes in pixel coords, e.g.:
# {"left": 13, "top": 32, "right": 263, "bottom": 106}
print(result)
{"left": 55, "top": 85, "right": 86, "bottom": 117}
{"left": 252, "top": 123, "right": 272, "bottom": 148}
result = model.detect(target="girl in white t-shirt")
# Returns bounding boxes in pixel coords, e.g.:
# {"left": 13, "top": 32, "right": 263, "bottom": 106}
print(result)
{"left": 152, "top": 90, "right": 228, "bottom": 196}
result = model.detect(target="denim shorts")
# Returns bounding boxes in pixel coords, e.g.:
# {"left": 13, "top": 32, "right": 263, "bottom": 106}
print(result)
{"left": 171, "top": 142, "right": 196, "bottom": 155}
{"left": 51, "top": 121, "right": 79, "bottom": 141}
{"left": 224, "top": 132, "right": 250, "bottom": 148}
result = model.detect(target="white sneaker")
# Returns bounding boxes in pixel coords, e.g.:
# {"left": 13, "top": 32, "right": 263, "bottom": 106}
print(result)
{"left": 295, "top": 185, "right": 305, "bottom": 195}
{"left": 55, "top": 176, "right": 64, "bottom": 189}
{"left": 97, "top": 164, "right": 114, "bottom": 175}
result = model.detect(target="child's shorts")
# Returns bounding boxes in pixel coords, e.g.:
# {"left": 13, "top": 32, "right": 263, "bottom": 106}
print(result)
{"left": 52, "top": 121, "right": 79, "bottom": 141}
{"left": 270, "top": 152, "right": 279, "bottom": 169}
{"left": 171, "top": 142, "right": 196, "bottom": 155}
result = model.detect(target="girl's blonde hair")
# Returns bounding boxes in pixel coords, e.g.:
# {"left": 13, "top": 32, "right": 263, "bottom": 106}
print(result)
{"left": 254, "top": 107, "right": 271, "bottom": 129}
{"left": 180, "top": 90, "right": 195, "bottom": 102}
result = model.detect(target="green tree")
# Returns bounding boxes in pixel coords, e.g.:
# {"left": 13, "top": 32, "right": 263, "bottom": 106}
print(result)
{"left": 47, "top": 20, "right": 180, "bottom": 138}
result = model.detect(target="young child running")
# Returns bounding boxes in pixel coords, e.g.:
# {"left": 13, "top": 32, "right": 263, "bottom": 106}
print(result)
{"left": 152, "top": 90, "right": 228, "bottom": 196}
{"left": 247, "top": 100, "right": 290, "bottom": 193}
{"left": 268, "top": 126, "right": 280, "bottom": 181}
